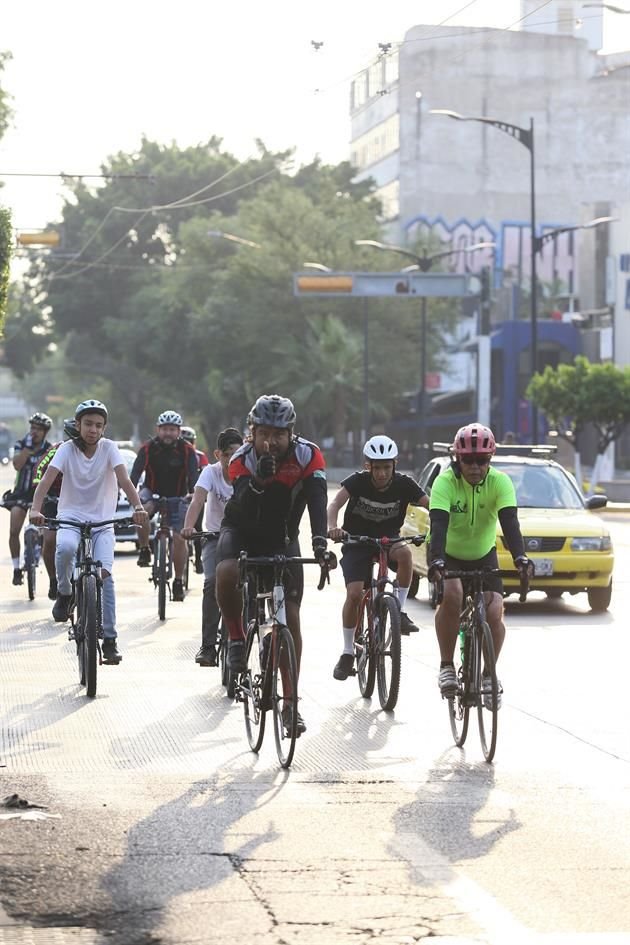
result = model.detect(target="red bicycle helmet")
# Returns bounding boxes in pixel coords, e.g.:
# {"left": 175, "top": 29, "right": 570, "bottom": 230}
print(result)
{"left": 452, "top": 423, "right": 496, "bottom": 457}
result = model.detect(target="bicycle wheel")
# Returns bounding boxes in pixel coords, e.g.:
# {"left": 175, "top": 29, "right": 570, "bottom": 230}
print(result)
{"left": 477, "top": 620, "right": 498, "bottom": 763}
{"left": 449, "top": 626, "right": 471, "bottom": 747}
{"left": 355, "top": 599, "right": 376, "bottom": 699}
{"left": 80, "top": 575, "right": 98, "bottom": 698}
{"left": 376, "top": 595, "right": 402, "bottom": 711}
{"left": 24, "top": 530, "right": 37, "bottom": 601}
{"left": 272, "top": 625, "right": 298, "bottom": 769}
{"left": 156, "top": 535, "right": 167, "bottom": 620}
{"left": 243, "top": 620, "right": 266, "bottom": 752}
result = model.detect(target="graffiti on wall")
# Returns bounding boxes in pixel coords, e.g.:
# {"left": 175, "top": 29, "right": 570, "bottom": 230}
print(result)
{"left": 405, "top": 215, "right": 577, "bottom": 292}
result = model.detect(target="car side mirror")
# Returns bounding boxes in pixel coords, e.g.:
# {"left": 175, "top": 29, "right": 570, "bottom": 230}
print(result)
{"left": 586, "top": 494, "right": 607, "bottom": 510}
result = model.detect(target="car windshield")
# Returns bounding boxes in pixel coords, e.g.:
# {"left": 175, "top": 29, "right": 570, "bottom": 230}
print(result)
{"left": 497, "top": 462, "right": 584, "bottom": 510}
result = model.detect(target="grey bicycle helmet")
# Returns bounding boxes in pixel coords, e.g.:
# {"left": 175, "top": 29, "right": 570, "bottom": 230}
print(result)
{"left": 157, "top": 410, "right": 183, "bottom": 427}
{"left": 363, "top": 435, "right": 398, "bottom": 460}
{"left": 75, "top": 399, "right": 108, "bottom": 422}
{"left": 180, "top": 425, "right": 196, "bottom": 443}
{"left": 247, "top": 394, "right": 296, "bottom": 429}
{"left": 28, "top": 412, "right": 52, "bottom": 430}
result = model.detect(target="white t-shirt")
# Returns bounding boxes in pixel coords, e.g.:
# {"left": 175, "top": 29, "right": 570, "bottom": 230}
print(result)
{"left": 196, "top": 461, "right": 233, "bottom": 532}
{"left": 52, "top": 438, "right": 124, "bottom": 522}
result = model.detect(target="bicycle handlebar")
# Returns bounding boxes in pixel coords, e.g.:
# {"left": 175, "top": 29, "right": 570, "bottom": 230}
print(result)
{"left": 237, "top": 550, "right": 337, "bottom": 592}
{"left": 332, "top": 532, "right": 426, "bottom": 547}
{"left": 44, "top": 516, "right": 133, "bottom": 530}
{"left": 431, "top": 566, "right": 529, "bottom": 605}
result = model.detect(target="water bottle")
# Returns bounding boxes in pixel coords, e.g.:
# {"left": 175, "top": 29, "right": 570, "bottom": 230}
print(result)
{"left": 24, "top": 433, "right": 33, "bottom": 448}
{"left": 458, "top": 623, "right": 466, "bottom": 666}
{"left": 259, "top": 620, "right": 273, "bottom": 669}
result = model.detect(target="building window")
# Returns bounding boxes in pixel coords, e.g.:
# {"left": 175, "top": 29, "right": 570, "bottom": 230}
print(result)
{"left": 375, "top": 180, "right": 400, "bottom": 220}
{"left": 350, "top": 114, "right": 400, "bottom": 170}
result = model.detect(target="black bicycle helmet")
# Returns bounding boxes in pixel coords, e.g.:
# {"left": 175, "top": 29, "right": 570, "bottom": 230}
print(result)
{"left": 29, "top": 412, "right": 52, "bottom": 431}
{"left": 63, "top": 417, "right": 79, "bottom": 440}
{"left": 75, "top": 399, "right": 108, "bottom": 422}
{"left": 247, "top": 394, "right": 296, "bottom": 429}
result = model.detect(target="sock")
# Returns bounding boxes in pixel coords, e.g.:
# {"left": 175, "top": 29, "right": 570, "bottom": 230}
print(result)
{"left": 397, "top": 587, "right": 409, "bottom": 610}
{"left": 342, "top": 626, "right": 355, "bottom": 654}
{"left": 440, "top": 660, "right": 454, "bottom": 669}
{"left": 226, "top": 617, "right": 245, "bottom": 642}
{"left": 12, "top": 557, "right": 20, "bottom": 569}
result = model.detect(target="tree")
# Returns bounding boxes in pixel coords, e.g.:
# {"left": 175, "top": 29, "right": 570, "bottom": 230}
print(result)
{"left": 0, "top": 207, "right": 11, "bottom": 332}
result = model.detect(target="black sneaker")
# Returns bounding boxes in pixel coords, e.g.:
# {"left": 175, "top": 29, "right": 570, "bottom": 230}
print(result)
{"left": 194, "top": 557, "right": 204, "bottom": 575}
{"left": 12, "top": 568, "right": 23, "bottom": 586}
{"left": 400, "top": 612, "right": 419, "bottom": 635}
{"left": 102, "top": 639, "right": 122, "bottom": 664}
{"left": 282, "top": 704, "right": 306, "bottom": 737}
{"left": 227, "top": 638, "right": 247, "bottom": 673}
{"left": 333, "top": 652, "right": 355, "bottom": 681}
{"left": 137, "top": 547, "right": 151, "bottom": 568}
{"left": 48, "top": 578, "right": 58, "bottom": 601}
{"left": 52, "top": 593, "right": 72, "bottom": 622}
{"left": 172, "top": 578, "right": 185, "bottom": 602}
{"left": 195, "top": 645, "right": 217, "bottom": 667}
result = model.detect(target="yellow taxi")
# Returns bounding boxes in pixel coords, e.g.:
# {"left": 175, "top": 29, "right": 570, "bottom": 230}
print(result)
{"left": 402, "top": 446, "right": 614, "bottom": 612}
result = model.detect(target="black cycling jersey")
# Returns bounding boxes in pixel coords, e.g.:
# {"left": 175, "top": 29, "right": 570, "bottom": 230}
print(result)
{"left": 12, "top": 436, "right": 53, "bottom": 500}
{"left": 131, "top": 438, "right": 198, "bottom": 497}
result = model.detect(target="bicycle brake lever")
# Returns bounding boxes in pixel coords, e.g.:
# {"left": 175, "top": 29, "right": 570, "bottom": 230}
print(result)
{"left": 317, "top": 565, "right": 330, "bottom": 591}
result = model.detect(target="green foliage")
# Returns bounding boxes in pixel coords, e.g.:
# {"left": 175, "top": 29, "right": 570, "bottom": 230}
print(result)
{"left": 0, "top": 206, "right": 12, "bottom": 332}
{"left": 0, "top": 51, "right": 13, "bottom": 143}
{"left": 527, "top": 356, "right": 630, "bottom": 452}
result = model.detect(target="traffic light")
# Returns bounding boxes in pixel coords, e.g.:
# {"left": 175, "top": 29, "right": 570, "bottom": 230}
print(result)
{"left": 16, "top": 230, "right": 61, "bottom": 247}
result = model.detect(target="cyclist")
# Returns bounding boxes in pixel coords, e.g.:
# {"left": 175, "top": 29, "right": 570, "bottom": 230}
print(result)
{"left": 327, "top": 435, "right": 429, "bottom": 681}
{"left": 181, "top": 425, "right": 209, "bottom": 573}
{"left": 215, "top": 394, "right": 332, "bottom": 736}
{"left": 182, "top": 427, "right": 244, "bottom": 666}
{"left": 29, "top": 399, "right": 148, "bottom": 664}
{"left": 130, "top": 410, "right": 199, "bottom": 602}
{"left": 31, "top": 418, "right": 77, "bottom": 600}
{"left": 5, "top": 413, "right": 53, "bottom": 586}
{"left": 427, "top": 423, "right": 530, "bottom": 709}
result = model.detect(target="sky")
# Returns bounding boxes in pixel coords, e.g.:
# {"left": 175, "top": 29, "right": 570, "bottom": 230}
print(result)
{"left": 1, "top": 0, "right": 629, "bottom": 241}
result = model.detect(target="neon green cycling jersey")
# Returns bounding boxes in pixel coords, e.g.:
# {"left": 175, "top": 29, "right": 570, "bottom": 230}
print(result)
{"left": 429, "top": 465, "right": 517, "bottom": 560}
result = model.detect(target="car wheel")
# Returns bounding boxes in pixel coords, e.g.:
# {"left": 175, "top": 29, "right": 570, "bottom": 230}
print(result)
{"left": 409, "top": 572, "right": 420, "bottom": 599}
{"left": 546, "top": 589, "right": 563, "bottom": 600}
{"left": 587, "top": 582, "right": 612, "bottom": 613}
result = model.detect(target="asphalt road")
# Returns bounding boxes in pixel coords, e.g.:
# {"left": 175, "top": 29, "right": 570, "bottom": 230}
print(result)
{"left": 1, "top": 468, "right": 629, "bottom": 945}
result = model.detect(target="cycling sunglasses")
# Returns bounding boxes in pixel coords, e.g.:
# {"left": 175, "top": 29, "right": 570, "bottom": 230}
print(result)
{"left": 459, "top": 454, "right": 492, "bottom": 466}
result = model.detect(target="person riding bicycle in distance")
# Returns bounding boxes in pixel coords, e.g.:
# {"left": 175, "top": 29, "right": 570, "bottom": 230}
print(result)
{"left": 215, "top": 394, "right": 333, "bottom": 736}
{"left": 327, "top": 435, "right": 429, "bottom": 682}
{"left": 427, "top": 423, "right": 530, "bottom": 708}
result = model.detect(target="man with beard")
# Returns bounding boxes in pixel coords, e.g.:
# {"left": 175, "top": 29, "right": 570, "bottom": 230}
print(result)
{"left": 131, "top": 411, "right": 199, "bottom": 602}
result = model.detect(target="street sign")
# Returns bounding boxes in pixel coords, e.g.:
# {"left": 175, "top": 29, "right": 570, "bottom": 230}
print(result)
{"left": 293, "top": 271, "right": 478, "bottom": 298}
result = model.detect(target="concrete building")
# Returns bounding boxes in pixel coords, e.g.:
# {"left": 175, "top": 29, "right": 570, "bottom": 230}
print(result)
{"left": 349, "top": 0, "right": 630, "bottom": 446}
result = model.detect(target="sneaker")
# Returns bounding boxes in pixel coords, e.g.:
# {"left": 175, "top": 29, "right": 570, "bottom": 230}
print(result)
{"left": 195, "top": 645, "right": 217, "bottom": 667}
{"left": 12, "top": 568, "right": 23, "bottom": 586}
{"left": 438, "top": 664, "right": 458, "bottom": 698}
{"left": 102, "top": 639, "right": 123, "bottom": 664}
{"left": 172, "top": 579, "right": 185, "bottom": 602}
{"left": 282, "top": 704, "right": 306, "bottom": 737}
{"left": 137, "top": 547, "right": 151, "bottom": 568}
{"left": 333, "top": 652, "right": 355, "bottom": 681}
{"left": 194, "top": 557, "right": 204, "bottom": 575}
{"left": 52, "top": 593, "right": 72, "bottom": 622}
{"left": 482, "top": 674, "right": 503, "bottom": 711}
{"left": 48, "top": 578, "right": 58, "bottom": 601}
{"left": 400, "top": 612, "right": 419, "bottom": 635}
{"left": 227, "top": 638, "right": 247, "bottom": 673}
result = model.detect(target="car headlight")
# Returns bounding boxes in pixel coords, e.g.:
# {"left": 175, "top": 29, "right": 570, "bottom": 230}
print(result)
{"left": 570, "top": 536, "right": 612, "bottom": 551}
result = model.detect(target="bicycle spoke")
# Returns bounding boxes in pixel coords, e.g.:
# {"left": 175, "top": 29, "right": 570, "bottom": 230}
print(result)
{"left": 243, "top": 621, "right": 266, "bottom": 752}
{"left": 355, "top": 600, "right": 375, "bottom": 698}
{"left": 477, "top": 621, "right": 498, "bottom": 762}
{"left": 272, "top": 626, "right": 298, "bottom": 769}
{"left": 376, "top": 595, "right": 401, "bottom": 711}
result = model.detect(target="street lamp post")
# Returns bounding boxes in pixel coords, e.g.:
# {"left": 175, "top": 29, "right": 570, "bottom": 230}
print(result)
{"left": 430, "top": 109, "right": 540, "bottom": 439}
{"left": 355, "top": 239, "right": 494, "bottom": 466}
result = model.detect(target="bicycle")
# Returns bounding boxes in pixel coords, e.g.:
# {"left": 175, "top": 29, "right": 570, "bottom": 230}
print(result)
{"left": 434, "top": 567, "right": 528, "bottom": 763}
{"left": 338, "top": 533, "right": 426, "bottom": 712}
{"left": 149, "top": 496, "right": 186, "bottom": 620}
{"left": 193, "top": 530, "right": 234, "bottom": 695}
{"left": 47, "top": 516, "right": 132, "bottom": 697}
{"left": 236, "top": 550, "right": 334, "bottom": 769}
{"left": 2, "top": 495, "right": 42, "bottom": 600}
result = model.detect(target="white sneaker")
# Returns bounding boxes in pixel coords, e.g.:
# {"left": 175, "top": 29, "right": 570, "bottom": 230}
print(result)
{"left": 482, "top": 673, "right": 503, "bottom": 710}
{"left": 438, "top": 664, "right": 457, "bottom": 698}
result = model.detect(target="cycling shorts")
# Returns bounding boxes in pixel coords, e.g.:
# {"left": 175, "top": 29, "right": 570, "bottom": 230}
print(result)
{"left": 216, "top": 525, "right": 304, "bottom": 605}
{"left": 444, "top": 547, "right": 503, "bottom": 596}
{"left": 139, "top": 489, "right": 187, "bottom": 532}
{"left": 340, "top": 543, "right": 399, "bottom": 587}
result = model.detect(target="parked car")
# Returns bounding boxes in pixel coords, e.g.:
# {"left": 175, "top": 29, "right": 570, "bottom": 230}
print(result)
{"left": 401, "top": 445, "right": 614, "bottom": 612}
{"left": 114, "top": 448, "right": 140, "bottom": 545}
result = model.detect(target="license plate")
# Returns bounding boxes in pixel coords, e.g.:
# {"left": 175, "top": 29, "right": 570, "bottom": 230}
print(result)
{"left": 534, "top": 558, "right": 554, "bottom": 576}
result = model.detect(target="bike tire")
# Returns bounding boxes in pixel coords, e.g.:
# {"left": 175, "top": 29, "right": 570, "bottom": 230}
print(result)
{"left": 376, "top": 595, "right": 402, "bottom": 711}
{"left": 449, "top": 625, "right": 471, "bottom": 747}
{"left": 219, "top": 622, "right": 229, "bottom": 688}
{"left": 82, "top": 575, "right": 98, "bottom": 698}
{"left": 182, "top": 543, "right": 190, "bottom": 591}
{"left": 157, "top": 535, "right": 167, "bottom": 621}
{"left": 355, "top": 599, "right": 376, "bottom": 699}
{"left": 243, "top": 620, "right": 266, "bottom": 752}
{"left": 272, "top": 625, "right": 298, "bottom": 769}
{"left": 24, "top": 530, "right": 37, "bottom": 601}
{"left": 477, "top": 620, "right": 498, "bottom": 763}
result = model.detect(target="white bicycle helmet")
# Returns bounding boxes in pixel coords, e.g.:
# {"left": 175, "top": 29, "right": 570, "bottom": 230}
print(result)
{"left": 157, "top": 410, "right": 183, "bottom": 427}
{"left": 75, "top": 399, "right": 108, "bottom": 422}
{"left": 363, "top": 435, "right": 398, "bottom": 460}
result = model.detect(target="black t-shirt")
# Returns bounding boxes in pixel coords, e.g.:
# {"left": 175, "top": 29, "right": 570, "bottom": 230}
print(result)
{"left": 341, "top": 471, "right": 425, "bottom": 538}
{"left": 130, "top": 438, "right": 198, "bottom": 497}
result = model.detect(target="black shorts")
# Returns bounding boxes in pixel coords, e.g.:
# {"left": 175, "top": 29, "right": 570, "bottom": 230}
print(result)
{"left": 340, "top": 543, "right": 398, "bottom": 586}
{"left": 444, "top": 547, "right": 503, "bottom": 596}
{"left": 42, "top": 495, "right": 59, "bottom": 520}
{"left": 216, "top": 526, "right": 304, "bottom": 605}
